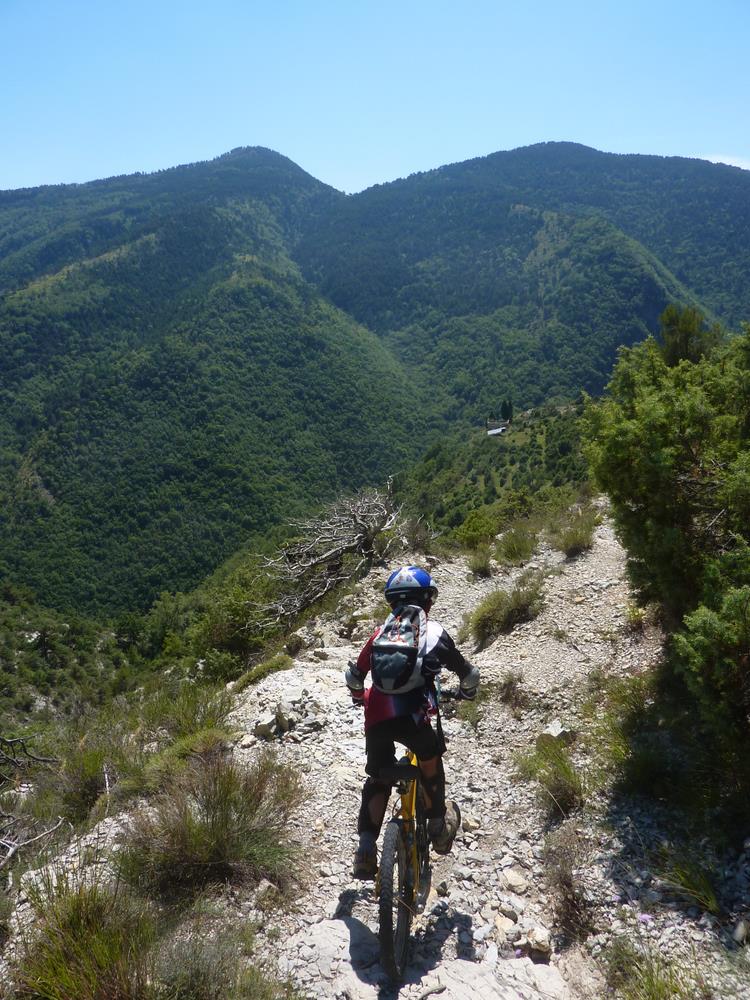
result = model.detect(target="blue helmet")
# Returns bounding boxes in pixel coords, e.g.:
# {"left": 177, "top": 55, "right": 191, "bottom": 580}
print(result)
{"left": 384, "top": 566, "right": 438, "bottom": 607}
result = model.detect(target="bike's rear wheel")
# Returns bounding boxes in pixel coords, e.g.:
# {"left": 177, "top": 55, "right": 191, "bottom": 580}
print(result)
{"left": 378, "top": 819, "right": 412, "bottom": 982}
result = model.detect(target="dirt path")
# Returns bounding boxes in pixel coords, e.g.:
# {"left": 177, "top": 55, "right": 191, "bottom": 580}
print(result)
{"left": 231, "top": 513, "right": 670, "bottom": 998}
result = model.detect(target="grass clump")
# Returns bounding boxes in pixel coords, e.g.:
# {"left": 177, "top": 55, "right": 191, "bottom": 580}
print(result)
{"left": 130, "top": 726, "right": 230, "bottom": 798}
{"left": 27, "top": 707, "right": 145, "bottom": 827}
{"left": 401, "top": 516, "right": 434, "bottom": 554}
{"left": 8, "top": 683, "right": 239, "bottom": 838}
{"left": 11, "top": 870, "right": 157, "bottom": 999}
{"left": 495, "top": 520, "right": 538, "bottom": 565}
{"left": 653, "top": 848, "right": 721, "bottom": 915}
{"left": 118, "top": 752, "right": 302, "bottom": 900}
{"left": 546, "top": 506, "right": 599, "bottom": 557}
{"left": 234, "top": 653, "right": 294, "bottom": 694}
{"left": 543, "top": 824, "right": 596, "bottom": 942}
{"left": 591, "top": 673, "right": 704, "bottom": 809}
{"left": 463, "top": 570, "right": 545, "bottom": 650}
{"left": 467, "top": 547, "right": 493, "bottom": 578}
{"left": 142, "top": 683, "right": 234, "bottom": 741}
{"left": 497, "top": 669, "right": 532, "bottom": 714}
{"left": 0, "top": 884, "right": 13, "bottom": 947}
{"left": 154, "top": 930, "right": 299, "bottom": 1000}
{"left": 8, "top": 867, "right": 301, "bottom": 1000}
{"left": 455, "top": 682, "right": 498, "bottom": 731}
{"left": 516, "top": 740, "right": 584, "bottom": 817}
{"left": 626, "top": 601, "right": 646, "bottom": 632}
{"left": 604, "top": 936, "right": 714, "bottom": 999}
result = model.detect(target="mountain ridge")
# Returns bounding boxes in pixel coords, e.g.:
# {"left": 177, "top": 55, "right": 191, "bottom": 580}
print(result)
{"left": 1, "top": 140, "right": 748, "bottom": 612}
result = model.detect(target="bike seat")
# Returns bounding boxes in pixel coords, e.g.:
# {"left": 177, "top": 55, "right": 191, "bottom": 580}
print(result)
{"left": 379, "top": 762, "right": 420, "bottom": 782}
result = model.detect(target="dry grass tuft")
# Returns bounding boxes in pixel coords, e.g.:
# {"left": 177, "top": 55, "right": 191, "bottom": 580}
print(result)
{"left": 118, "top": 752, "right": 302, "bottom": 900}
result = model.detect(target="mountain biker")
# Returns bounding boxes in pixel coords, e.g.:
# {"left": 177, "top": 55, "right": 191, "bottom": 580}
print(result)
{"left": 345, "top": 565, "right": 480, "bottom": 880}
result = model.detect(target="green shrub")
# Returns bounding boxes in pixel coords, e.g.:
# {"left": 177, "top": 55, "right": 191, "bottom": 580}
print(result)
{"left": 516, "top": 741, "right": 584, "bottom": 817}
{"left": 466, "top": 547, "right": 492, "bottom": 577}
{"left": 465, "top": 571, "right": 545, "bottom": 649}
{"left": 673, "top": 586, "right": 750, "bottom": 743}
{"left": 11, "top": 870, "right": 157, "bottom": 1000}
{"left": 495, "top": 520, "right": 538, "bottom": 565}
{"left": 454, "top": 507, "right": 500, "bottom": 549}
{"left": 547, "top": 507, "right": 599, "bottom": 557}
{"left": 118, "top": 752, "right": 302, "bottom": 900}
{"left": 234, "top": 654, "right": 293, "bottom": 694}
{"left": 202, "top": 649, "right": 244, "bottom": 683}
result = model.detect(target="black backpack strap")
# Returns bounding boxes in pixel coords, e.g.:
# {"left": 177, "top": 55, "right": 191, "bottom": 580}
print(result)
{"left": 426, "top": 676, "right": 448, "bottom": 756}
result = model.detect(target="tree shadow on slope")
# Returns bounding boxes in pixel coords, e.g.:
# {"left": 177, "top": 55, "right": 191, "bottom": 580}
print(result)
{"left": 597, "top": 671, "right": 750, "bottom": 958}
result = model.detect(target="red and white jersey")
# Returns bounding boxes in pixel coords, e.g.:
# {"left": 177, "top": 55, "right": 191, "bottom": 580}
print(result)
{"left": 356, "top": 618, "right": 470, "bottom": 731}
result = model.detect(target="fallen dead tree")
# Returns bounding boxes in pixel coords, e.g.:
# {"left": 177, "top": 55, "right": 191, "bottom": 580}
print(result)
{"left": 246, "top": 486, "right": 399, "bottom": 631}
{"left": 1, "top": 736, "right": 62, "bottom": 873}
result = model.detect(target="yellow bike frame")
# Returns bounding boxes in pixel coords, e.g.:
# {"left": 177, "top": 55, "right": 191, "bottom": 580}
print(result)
{"left": 375, "top": 750, "right": 421, "bottom": 906}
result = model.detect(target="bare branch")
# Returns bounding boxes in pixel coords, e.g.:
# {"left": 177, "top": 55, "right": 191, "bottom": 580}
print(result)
{"left": 0, "top": 732, "right": 65, "bottom": 871}
{"left": 0, "top": 736, "right": 58, "bottom": 769}
{"left": 246, "top": 486, "right": 399, "bottom": 632}
{"left": 0, "top": 817, "right": 65, "bottom": 871}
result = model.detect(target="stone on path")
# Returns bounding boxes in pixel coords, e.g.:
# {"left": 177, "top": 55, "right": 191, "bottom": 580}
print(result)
{"left": 536, "top": 719, "right": 576, "bottom": 748}
{"left": 500, "top": 867, "right": 529, "bottom": 894}
{"left": 434, "top": 955, "right": 569, "bottom": 1000}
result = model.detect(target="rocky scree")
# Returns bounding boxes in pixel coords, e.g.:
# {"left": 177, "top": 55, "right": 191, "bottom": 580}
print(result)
{"left": 229, "top": 512, "right": 750, "bottom": 999}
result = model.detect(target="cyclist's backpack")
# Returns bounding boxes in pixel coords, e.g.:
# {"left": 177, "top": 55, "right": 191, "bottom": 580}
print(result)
{"left": 370, "top": 604, "right": 428, "bottom": 694}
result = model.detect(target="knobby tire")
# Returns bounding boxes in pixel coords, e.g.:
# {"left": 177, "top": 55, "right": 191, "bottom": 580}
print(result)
{"left": 379, "top": 819, "right": 411, "bottom": 982}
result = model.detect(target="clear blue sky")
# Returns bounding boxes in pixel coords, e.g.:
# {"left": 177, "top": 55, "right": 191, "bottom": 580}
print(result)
{"left": 2, "top": 0, "right": 749, "bottom": 193}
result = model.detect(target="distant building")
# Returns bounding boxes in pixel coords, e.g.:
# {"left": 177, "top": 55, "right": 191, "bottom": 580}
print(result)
{"left": 486, "top": 417, "right": 509, "bottom": 436}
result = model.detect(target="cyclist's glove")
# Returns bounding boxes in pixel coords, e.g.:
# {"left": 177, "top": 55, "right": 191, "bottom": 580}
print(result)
{"left": 345, "top": 660, "right": 366, "bottom": 707}
{"left": 459, "top": 664, "right": 480, "bottom": 701}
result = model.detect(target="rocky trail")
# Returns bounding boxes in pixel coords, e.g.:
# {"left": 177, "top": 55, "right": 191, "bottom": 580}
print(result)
{"left": 4, "top": 510, "right": 747, "bottom": 998}
{"left": 230, "top": 511, "right": 749, "bottom": 999}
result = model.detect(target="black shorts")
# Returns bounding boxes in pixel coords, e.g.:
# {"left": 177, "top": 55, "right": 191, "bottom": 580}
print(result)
{"left": 365, "top": 716, "right": 442, "bottom": 779}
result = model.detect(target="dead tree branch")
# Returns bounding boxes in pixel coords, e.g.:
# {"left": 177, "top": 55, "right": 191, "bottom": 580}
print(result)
{"left": 0, "top": 735, "right": 57, "bottom": 785}
{"left": 246, "top": 486, "right": 400, "bottom": 631}
{"left": 0, "top": 814, "right": 65, "bottom": 871}
{"left": 1, "top": 734, "right": 63, "bottom": 871}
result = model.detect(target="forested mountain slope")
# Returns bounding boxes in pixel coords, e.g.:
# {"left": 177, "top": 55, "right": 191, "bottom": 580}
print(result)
{"left": 297, "top": 142, "right": 750, "bottom": 328}
{"left": 0, "top": 146, "right": 342, "bottom": 293}
{"left": 1, "top": 143, "right": 748, "bottom": 613}
{"left": 0, "top": 154, "right": 415, "bottom": 613}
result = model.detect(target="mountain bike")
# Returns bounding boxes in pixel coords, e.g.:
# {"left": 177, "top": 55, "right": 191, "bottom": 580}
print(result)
{"left": 375, "top": 688, "right": 461, "bottom": 982}
{"left": 375, "top": 751, "right": 430, "bottom": 982}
